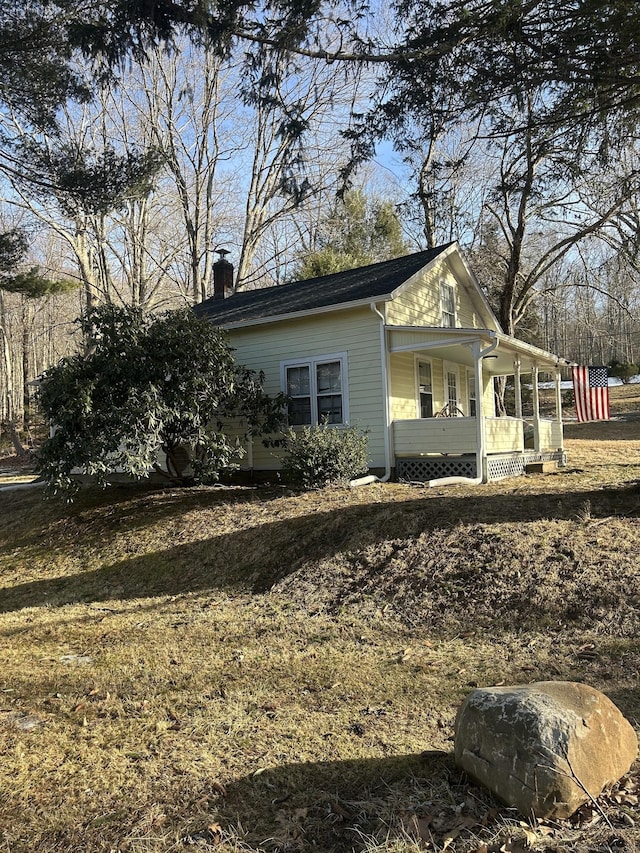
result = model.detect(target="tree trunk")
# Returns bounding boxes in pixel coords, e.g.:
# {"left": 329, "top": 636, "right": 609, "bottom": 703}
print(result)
{"left": 22, "top": 300, "right": 31, "bottom": 427}
{"left": 0, "top": 291, "right": 14, "bottom": 427}
{"left": 6, "top": 419, "right": 29, "bottom": 457}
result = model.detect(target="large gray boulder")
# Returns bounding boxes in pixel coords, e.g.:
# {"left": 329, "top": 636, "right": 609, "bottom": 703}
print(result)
{"left": 454, "top": 681, "right": 637, "bottom": 819}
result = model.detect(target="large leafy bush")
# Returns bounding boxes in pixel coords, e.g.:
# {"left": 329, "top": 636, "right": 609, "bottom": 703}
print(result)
{"left": 37, "top": 305, "right": 284, "bottom": 494}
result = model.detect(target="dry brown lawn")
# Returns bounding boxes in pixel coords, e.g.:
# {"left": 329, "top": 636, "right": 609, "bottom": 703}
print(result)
{"left": 1, "top": 386, "right": 640, "bottom": 853}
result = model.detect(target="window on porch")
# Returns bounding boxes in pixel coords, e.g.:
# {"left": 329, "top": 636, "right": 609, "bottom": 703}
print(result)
{"left": 468, "top": 373, "right": 476, "bottom": 416}
{"left": 446, "top": 369, "right": 457, "bottom": 409}
{"left": 417, "top": 360, "right": 433, "bottom": 418}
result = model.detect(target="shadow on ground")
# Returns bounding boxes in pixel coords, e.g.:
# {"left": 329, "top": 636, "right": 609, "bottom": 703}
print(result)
{"left": 217, "top": 750, "right": 465, "bottom": 853}
{"left": 2, "top": 479, "right": 640, "bottom": 637}
{"left": 214, "top": 745, "right": 640, "bottom": 853}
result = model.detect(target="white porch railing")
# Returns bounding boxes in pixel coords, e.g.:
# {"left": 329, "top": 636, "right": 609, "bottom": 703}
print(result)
{"left": 393, "top": 417, "right": 477, "bottom": 456}
{"left": 538, "top": 418, "right": 563, "bottom": 450}
{"left": 393, "top": 416, "right": 562, "bottom": 458}
{"left": 485, "top": 417, "right": 524, "bottom": 453}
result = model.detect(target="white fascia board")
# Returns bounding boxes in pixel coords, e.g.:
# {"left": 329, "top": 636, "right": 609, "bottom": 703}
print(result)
{"left": 389, "top": 335, "right": 486, "bottom": 353}
{"left": 387, "top": 243, "right": 457, "bottom": 301}
{"left": 385, "top": 324, "right": 494, "bottom": 335}
{"left": 494, "top": 332, "right": 575, "bottom": 368}
{"left": 386, "top": 325, "right": 496, "bottom": 344}
{"left": 385, "top": 324, "right": 572, "bottom": 368}
{"left": 217, "top": 295, "right": 393, "bottom": 330}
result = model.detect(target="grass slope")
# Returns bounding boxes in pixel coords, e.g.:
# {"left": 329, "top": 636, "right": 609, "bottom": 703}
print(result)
{"left": 1, "top": 391, "right": 640, "bottom": 853}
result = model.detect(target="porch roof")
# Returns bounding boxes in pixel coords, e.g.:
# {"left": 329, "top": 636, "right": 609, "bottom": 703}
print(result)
{"left": 386, "top": 326, "right": 574, "bottom": 375}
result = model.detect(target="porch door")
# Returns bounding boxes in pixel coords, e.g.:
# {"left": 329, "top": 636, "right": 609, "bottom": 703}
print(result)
{"left": 444, "top": 362, "right": 461, "bottom": 415}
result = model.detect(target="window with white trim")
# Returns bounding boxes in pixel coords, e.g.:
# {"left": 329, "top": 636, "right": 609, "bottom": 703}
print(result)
{"left": 282, "top": 354, "right": 348, "bottom": 425}
{"left": 468, "top": 372, "right": 477, "bottom": 417}
{"left": 440, "top": 281, "right": 456, "bottom": 327}
{"left": 446, "top": 367, "right": 458, "bottom": 410}
{"left": 417, "top": 359, "right": 433, "bottom": 418}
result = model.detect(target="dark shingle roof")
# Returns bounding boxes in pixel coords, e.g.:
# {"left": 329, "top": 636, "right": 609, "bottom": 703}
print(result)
{"left": 194, "top": 245, "right": 453, "bottom": 326}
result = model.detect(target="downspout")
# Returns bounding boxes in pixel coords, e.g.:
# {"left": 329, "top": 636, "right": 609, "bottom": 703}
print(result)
{"left": 349, "top": 303, "right": 392, "bottom": 486}
{"left": 425, "top": 334, "right": 499, "bottom": 488}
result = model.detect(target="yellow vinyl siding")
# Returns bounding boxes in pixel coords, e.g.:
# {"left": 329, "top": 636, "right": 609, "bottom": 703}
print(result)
{"left": 226, "top": 307, "right": 385, "bottom": 469}
{"left": 386, "top": 260, "right": 481, "bottom": 329}
{"left": 539, "top": 419, "right": 563, "bottom": 451}
{"left": 389, "top": 353, "right": 448, "bottom": 420}
{"left": 432, "top": 360, "right": 445, "bottom": 413}
{"left": 482, "top": 374, "right": 496, "bottom": 417}
{"left": 457, "top": 289, "right": 478, "bottom": 328}
{"left": 388, "top": 264, "right": 442, "bottom": 326}
{"left": 389, "top": 352, "right": 416, "bottom": 420}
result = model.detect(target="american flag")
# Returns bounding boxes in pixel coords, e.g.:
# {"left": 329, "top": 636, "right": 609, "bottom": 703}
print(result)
{"left": 571, "top": 365, "right": 610, "bottom": 423}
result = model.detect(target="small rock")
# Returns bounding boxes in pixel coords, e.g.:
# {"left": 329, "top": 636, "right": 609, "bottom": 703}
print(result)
{"left": 59, "top": 654, "right": 94, "bottom": 665}
{"left": 454, "top": 681, "right": 637, "bottom": 819}
{"left": 9, "top": 714, "right": 44, "bottom": 731}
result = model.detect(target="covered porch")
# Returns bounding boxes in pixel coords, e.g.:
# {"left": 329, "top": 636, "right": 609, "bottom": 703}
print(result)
{"left": 386, "top": 326, "right": 570, "bottom": 482}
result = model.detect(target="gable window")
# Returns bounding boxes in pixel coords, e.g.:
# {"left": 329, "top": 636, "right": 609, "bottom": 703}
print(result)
{"left": 417, "top": 359, "right": 433, "bottom": 418}
{"left": 283, "top": 354, "right": 348, "bottom": 425}
{"left": 440, "top": 281, "right": 456, "bottom": 327}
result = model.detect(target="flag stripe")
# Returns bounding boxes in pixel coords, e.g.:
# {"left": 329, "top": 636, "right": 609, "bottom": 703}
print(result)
{"left": 571, "top": 365, "right": 610, "bottom": 423}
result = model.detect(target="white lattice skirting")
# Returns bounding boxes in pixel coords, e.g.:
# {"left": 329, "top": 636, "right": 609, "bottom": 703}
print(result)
{"left": 487, "top": 450, "right": 566, "bottom": 481}
{"left": 396, "top": 450, "right": 566, "bottom": 483}
{"left": 396, "top": 455, "right": 477, "bottom": 482}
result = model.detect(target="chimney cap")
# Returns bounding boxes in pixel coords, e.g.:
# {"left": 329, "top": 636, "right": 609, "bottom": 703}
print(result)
{"left": 215, "top": 247, "right": 231, "bottom": 260}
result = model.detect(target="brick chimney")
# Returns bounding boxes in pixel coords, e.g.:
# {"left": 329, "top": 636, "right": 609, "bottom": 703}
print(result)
{"left": 213, "top": 248, "right": 233, "bottom": 299}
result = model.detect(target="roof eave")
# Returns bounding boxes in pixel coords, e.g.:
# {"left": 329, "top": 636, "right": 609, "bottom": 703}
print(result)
{"left": 494, "top": 332, "right": 575, "bottom": 368}
{"left": 207, "top": 294, "right": 395, "bottom": 330}
{"left": 386, "top": 324, "right": 573, "bottom": 368}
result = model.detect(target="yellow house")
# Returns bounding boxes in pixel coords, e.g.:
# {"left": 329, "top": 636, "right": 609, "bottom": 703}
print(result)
{"left": 195, "top": 243, "right": 571, "bottom": 483}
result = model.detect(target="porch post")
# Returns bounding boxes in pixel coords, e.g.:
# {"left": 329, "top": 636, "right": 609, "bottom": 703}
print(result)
{"left": 473, "top": 341, "right": 486, "bottom": 481}
{"left": 531, "top": 364, "right": 541, "bottom": 452}
{"left": 555, "top": 367, "right": 564, "bottom": 452}
{"left": 514, "top": 358, "right": 522, "bottom": 419}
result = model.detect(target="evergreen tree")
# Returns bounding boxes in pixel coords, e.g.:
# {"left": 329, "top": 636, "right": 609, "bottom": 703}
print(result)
{"left": 293, "top": 190, "right": 407, "bottom": 279}
{"left": 3, "top": 1, "right": 640, "bottom": 138}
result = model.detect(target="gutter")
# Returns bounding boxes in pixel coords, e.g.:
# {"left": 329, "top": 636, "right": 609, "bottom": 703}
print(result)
{"left": 207, "top": 293, "right": 395, "bottom": 331}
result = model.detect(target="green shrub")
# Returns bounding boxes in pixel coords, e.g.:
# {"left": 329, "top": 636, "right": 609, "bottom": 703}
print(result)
{"left": 282, "top": 422, "right": 369, "bottom": 489}
{"left": 608, "top": 361, "right": 638, "bottom": 384}
{"left": 561, "top": 389, "right": 574, "bottom": 408}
